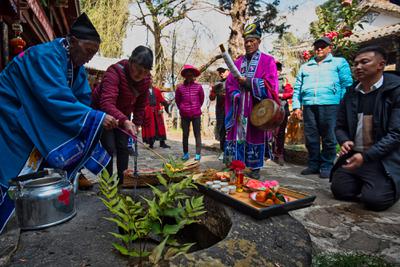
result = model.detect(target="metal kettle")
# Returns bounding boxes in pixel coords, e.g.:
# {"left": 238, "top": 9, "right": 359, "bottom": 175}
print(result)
{"left": 8, "top": 168, "right": 76, "bottom": 230}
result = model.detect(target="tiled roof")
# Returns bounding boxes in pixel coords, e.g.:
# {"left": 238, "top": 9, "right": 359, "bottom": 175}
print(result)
{"left": 85, "top": 55, "right": 121, "bottom": 71}
{"left": 349, "top": 23, "right": 400, "bottom": 42}
{"left": 360, "top": 0, "right": 400, "bottom": 15}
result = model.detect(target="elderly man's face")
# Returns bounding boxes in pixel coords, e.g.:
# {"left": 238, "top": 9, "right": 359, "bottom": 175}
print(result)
{"left": 69, "top": 36, "right": 99, "bottom": 67}
{"left": 313, "top": 42, "right": 331, "bottom": 61}
{"left": 244, "top": 37, "right": 261, "bottom": 55}
{"left": 353, "top": 51, "right": 385, "bottom": 81}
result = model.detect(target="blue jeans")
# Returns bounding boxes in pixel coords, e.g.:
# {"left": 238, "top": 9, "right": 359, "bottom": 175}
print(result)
{"left": 303, "top": 105, "right": 338, "bottom": 171}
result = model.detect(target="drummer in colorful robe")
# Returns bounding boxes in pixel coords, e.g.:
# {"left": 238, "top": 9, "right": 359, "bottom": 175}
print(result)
{"left": 0, "top": 13, "right": 118, "bottom": 233}
{"left": 224, "top": 22, "right": 278, "bottom": 179}
{"left": 142, "top": 86, "right": 171, "bottom": 149}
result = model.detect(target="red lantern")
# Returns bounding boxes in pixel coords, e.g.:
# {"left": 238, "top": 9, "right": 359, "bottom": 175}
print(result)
{"left": 10, "top": 36, "right": 26, "bottom": 55}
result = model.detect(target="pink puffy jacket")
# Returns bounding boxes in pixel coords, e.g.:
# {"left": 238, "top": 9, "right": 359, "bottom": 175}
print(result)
{"left": 175, "top": 81, "right": 204, "bottom": 118}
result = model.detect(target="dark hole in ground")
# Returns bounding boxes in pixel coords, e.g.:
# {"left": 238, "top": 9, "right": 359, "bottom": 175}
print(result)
{"left": 176, "top": 223, "right": 222, "bottom": 252}
{"left": 118, "top": 189, "right": 232, "bottom": 255}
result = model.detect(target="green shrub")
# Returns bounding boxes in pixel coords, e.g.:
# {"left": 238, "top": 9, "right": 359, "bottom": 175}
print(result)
{"left": 313, "top": 252, "right": 394, "bottom": 267}
{"left": 99, "top": 162, "right": 206, "bottom": 264}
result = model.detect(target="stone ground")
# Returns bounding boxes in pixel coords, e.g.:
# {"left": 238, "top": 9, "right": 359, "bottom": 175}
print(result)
{"left": 1, "top": 131, "right": 399, "bottom": 266}
{"left": 157, "top": 132, "right": 400, "bottom": 265}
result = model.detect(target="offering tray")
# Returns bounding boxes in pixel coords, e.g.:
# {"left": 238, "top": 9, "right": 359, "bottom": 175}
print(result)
{"left": 193, "top": 174, "right": 316, "bottom": 219}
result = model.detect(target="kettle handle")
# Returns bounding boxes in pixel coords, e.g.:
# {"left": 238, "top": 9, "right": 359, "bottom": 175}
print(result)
{"left": 9, "top": 169, "right": 49, "bottom": 185}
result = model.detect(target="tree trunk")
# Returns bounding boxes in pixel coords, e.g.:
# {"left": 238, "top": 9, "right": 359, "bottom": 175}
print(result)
{"left": 153, "top": 26, "right": 167, "bottom": 87}
{"left": 228, "top": 0, "right": 248, "bottom": 59}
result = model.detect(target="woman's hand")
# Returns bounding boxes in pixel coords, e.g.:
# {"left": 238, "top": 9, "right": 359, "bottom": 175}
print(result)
{"left": 124, "top": 120, "right": 137, "bottom": 136}
{"left": 102, "top": 114, "right": 118, "bottom": 130}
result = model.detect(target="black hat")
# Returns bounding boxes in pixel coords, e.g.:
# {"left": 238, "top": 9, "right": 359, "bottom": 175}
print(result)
{"left": 129, "top": 46, "right": 153, "bottom": 70}
{"left": 70, "top": 13, "right": 101, "bottom": 43}
{"left": 243, "top": 22, "right": 262, "bottom": 39}
{"left": 216, "top": 67, "right": 227, "bottom": 73}
{"left": 313, "top": 36, "right": 332, "bottom": 46}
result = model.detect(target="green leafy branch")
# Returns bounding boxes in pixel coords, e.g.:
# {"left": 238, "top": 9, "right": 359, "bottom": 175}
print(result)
{"left": 98, "top": 160, "right": 206, "bottom": 265}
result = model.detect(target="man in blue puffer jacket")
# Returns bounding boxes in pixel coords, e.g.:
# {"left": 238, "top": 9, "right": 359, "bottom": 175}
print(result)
{"left": 293, "top": 36, "right": 353, "bottom": 178}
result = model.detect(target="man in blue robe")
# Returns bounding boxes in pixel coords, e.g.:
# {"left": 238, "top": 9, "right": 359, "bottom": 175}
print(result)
{"left": 0, "top": 13, "right": 118, "bottom": 233}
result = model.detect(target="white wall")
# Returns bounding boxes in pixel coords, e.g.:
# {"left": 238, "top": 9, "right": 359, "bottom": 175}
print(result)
{"left": 356, "top": 11, "right": 400, "bottom": 33}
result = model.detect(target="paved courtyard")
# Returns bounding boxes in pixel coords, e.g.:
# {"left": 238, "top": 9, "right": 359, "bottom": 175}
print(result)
{"left": 1, "top": 132, "right": 399, "bottom": 266}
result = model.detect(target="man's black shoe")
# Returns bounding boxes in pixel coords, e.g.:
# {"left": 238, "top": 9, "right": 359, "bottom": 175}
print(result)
{"left": 160, "top": 143, "right": 171, "bottom": 149}
{"left": 300, "top": 168, "right": 319, "bottom": 175}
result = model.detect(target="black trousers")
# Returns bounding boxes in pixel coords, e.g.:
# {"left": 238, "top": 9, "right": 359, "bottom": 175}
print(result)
{"left": 331, "top": 160, "right": 397, "bottom": 211}
{"left": 217, "top": 118, "right": 226, "bottom": 151}
{"left": 101, "top": 129, "right": 129, "bottom": 183}
{"left": 181, "top": 117, "right": 201, "bottom": 155}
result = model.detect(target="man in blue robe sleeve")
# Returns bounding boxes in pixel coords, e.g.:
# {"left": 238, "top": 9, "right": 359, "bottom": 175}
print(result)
{"left": 0, "top": 13, "right": 118, "bottom": 233}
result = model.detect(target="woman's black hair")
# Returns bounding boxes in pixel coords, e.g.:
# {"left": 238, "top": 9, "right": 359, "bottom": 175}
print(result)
{"left": 129, "top": 45, "right": 153, "bottom": 70}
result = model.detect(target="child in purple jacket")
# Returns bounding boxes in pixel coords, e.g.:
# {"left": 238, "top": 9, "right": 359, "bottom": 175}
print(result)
{"left": 175, "top": 65, "right": 204, "bottom": 161}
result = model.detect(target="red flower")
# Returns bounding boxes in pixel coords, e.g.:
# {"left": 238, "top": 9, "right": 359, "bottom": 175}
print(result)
{"left": 58, "top": 189, "right": 70, "bottom": 206}
{"left": 229, "top": 160, "right": 246, "bottom": 171}
{"left": 324, "top": 31, "right": 339, "bottom": 40}
{"left": 302, "top": 50, "right": 312, "bottom": 61}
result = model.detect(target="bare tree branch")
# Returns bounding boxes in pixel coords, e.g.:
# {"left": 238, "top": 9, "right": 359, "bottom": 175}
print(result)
{"left": 199, "top": 54, "right": 223, "bottom": 73}
{"left": 136, "top": 1, "right": 154, "bottom": 35}
{"left": 160, "top": 12, "right": 187, "bottom": 30}
{"left": 198, "top": 0, "right": 230, "bottom": 15}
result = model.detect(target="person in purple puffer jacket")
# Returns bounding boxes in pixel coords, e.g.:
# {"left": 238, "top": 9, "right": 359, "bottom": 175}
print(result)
{"left": 175, "top": 65, "right": 204, "bottom": 161}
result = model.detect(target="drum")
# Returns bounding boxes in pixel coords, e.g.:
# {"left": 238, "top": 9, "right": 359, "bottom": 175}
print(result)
{"left": 250, "top": 99, "right": 285, "bottom": 131}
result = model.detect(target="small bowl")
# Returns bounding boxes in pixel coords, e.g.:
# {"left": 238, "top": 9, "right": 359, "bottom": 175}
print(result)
{"left": 213, "top": 180, "right": 221, "bottom": 184}
{"left": 220, "top": 187, "right": 229, "bottom": 194}
{"left": 228, "top": 185, "right": 236, "bottom": 194}
{"left": 220, "top": 182, "right": 229, "bottom": 187}
{"left": 205, "top": 181, "right": 213, "bottom": 187}
{"left": 211, "top": 184, "right": 221, "bottom": 190}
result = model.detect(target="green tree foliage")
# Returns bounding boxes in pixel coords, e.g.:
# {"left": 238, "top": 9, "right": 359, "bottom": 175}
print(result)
{"left": 310, "top": 0, "right": 363, "bottom": 38}
{"left": 80, "top": 0, "right": 130, "bottom": 58}
{"left": 271, "top": 32, "right": 302, "bottom": 81}
{"left": 309, "top": 0, "right": 366, "bottom": 61}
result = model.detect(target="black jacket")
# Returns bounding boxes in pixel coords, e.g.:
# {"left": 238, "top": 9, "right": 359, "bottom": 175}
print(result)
{"left": 333, "top": 72, "right": 400, "bottom": 199}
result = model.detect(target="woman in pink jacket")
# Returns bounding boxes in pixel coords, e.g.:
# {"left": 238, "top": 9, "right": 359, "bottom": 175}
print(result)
{"left": 175, "top": 65, "right": 204, "bottom": 161}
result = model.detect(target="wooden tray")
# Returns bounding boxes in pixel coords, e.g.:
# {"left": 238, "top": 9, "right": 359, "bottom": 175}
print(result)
{"left": 196, "top": 182, "right": 316, "bottom": 219}
{"left": 122, "top": 161, "right": 200, "bottom": 188}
